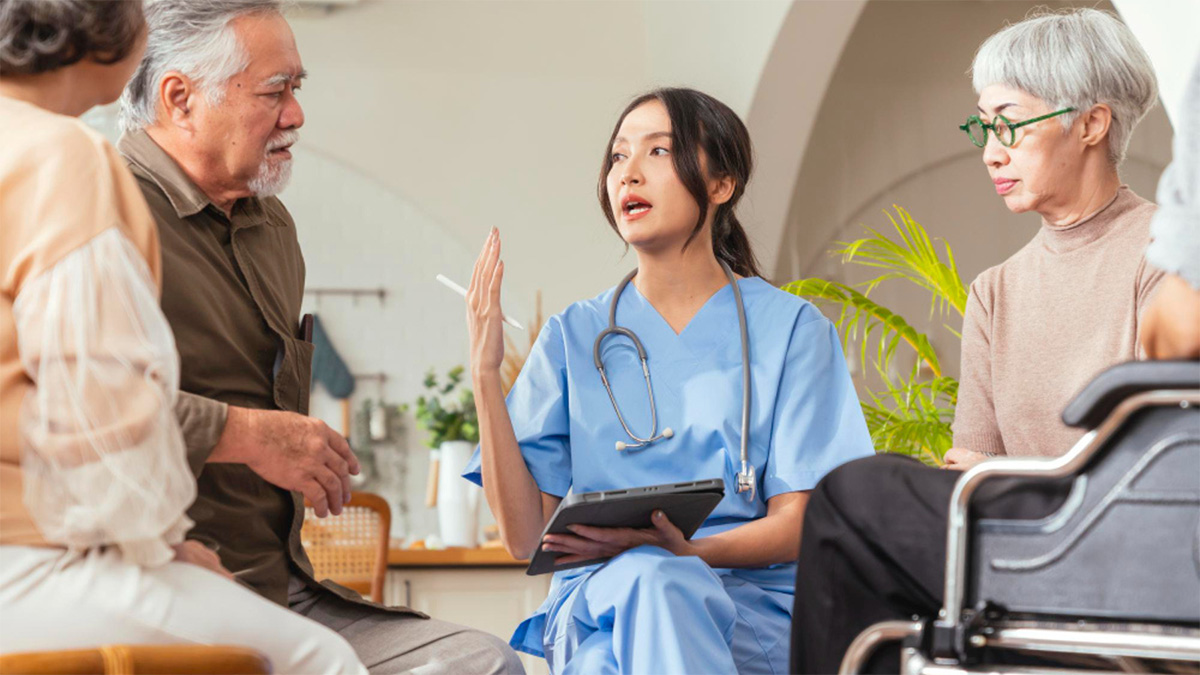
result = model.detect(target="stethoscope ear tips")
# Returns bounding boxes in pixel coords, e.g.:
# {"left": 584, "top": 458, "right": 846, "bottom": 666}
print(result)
{"left": 615, "top": 441, "right": 628, "bottom": 452}
{"left": 661, "top": 428, "right": 674, "bottom": 439}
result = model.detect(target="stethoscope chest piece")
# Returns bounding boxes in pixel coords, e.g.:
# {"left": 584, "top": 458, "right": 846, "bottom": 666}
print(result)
{"left": 736, "top": 461, "right": 756, "bottom": 502}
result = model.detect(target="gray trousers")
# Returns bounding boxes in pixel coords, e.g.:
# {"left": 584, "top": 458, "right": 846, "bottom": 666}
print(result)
{"left": 288, "top": 574, "right": 525, "bottom": 675}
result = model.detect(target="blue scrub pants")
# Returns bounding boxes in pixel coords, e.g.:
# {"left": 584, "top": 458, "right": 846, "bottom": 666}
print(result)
{"left": 542, "top": 545, "right": 791, "bottom": 674}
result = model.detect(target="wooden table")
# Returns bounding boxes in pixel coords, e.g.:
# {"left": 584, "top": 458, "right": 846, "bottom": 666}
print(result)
{"left": 387, "top": 543, "right": 528, "bottom": 568}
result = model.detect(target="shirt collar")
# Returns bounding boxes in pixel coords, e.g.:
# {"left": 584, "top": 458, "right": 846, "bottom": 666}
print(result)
{"left": 117, "top": 129, "right": 273, "bottom": 228}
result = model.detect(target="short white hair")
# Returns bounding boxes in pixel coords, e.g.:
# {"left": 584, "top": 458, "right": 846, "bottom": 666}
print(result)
{"left": 119, "top": 0, "right": 281, "bottom": 133}
{"left": 971, "top": 7, "right": 1158, "bottom": 165}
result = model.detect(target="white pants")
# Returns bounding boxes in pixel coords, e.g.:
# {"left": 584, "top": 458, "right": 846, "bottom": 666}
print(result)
{"left": 0, "top": 546, "right": 366, "bottom": 674}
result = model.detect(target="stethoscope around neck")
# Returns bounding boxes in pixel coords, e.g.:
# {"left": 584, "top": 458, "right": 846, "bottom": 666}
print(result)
{"left": 592, "top": 259, "right": 756, "bottom": 500}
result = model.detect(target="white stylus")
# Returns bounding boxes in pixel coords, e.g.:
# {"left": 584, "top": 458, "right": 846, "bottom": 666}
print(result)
{"left": 436, "top": 274, "right": 524, "bottom": 330}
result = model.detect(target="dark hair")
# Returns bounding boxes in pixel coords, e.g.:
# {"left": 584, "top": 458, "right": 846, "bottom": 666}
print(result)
{"left": 598, "top": 87, "right": 763, "bottom": 279}
{"left": 0, "top": 0, "right": 144, "bottom": 76}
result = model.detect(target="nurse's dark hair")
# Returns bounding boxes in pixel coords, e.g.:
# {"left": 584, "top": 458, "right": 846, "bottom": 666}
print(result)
{"left": 0, "top": 0, "right": 145, "bottom": 75}
{"left": 598, "top": 87, "right": 764, "bottom": 280}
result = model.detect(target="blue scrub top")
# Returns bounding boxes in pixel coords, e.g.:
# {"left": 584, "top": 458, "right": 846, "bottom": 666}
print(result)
{"left": 463, "top": 277, "right": 874, "bottom": 651}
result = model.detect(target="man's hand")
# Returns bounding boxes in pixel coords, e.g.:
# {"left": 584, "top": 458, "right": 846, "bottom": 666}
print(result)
{"left": 539, "top": 510, "right": 693, "bottom": 567}
{"left": 172, "top": 540, "right": 233, "bottom": 579}
{"left": 1141, "top": 274, "right": 1200, "bottom": 360}
{"left": 943, "top": 447, "right": 989, "bottom": 471}
{"left": 211, "top": 407, "right": 360, "bottom": 517}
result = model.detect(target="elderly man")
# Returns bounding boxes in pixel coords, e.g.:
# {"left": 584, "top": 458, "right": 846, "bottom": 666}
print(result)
{"left": 117, "top": 1, "right": 521, "bottom": 673}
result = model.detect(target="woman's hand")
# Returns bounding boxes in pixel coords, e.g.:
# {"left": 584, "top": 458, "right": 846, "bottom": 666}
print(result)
{"left": 172, "top": 540, "right": 234, "bottom": 579}
{"left": 467, "top": 228, "right": 506, "bottom": 377}
{"left": 540, "top": 510, "right": 692, "bottom": 566}
{"left": 1140, "top": 274, "right": 1200, "bottom": 360}
{"left": 943, "top": 447, "right": 988, "bottom": 471}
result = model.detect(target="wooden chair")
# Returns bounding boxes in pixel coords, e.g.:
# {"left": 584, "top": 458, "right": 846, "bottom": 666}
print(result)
{"left": 300, "top": 491, "right": 392, "bottom": 603}
{"left": 0, "top": 645, "right": 270, "bottom": 674}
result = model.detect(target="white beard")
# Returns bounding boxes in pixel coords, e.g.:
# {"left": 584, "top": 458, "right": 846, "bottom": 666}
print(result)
{"left": 249, "top": 130, "right": 299, "bottom": 196}
{"left": 248, "top": 156, "right": 293, "bottom": 196}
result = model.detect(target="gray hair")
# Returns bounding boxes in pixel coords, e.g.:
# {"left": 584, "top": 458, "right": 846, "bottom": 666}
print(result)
{"left": 119, "top": 0, "right": 281, "bottom": 133}
{"left": 0, "top": 0, "right": 144, "bottom": 76}
{"left": 971, "top": 7, "right": 1158, "bottom": 165}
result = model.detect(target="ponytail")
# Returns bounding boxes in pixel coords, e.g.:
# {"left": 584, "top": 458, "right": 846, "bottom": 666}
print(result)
{"left": 714, "top": 212, "right": 763, "bottom": 280}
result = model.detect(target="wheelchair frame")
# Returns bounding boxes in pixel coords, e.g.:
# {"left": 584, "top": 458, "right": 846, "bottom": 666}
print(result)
{"left": 840, "top": 388, "right": 1200, "bottom": 675}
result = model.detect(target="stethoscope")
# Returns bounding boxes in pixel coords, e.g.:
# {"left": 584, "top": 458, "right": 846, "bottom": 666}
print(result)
{"left": 592, "top": 260, "right": 756, "bottom": 500}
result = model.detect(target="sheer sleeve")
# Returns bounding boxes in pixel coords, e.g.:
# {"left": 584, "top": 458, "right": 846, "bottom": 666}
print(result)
{"left": 14, "top": 228, "right": 196, "bottom": 567}
{"left": 1147, "top": 52, "right": 1200, "bottom": 290}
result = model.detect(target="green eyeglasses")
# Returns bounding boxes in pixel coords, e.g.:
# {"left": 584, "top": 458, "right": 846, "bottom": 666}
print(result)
{"left": 959, "top": 107, "right": 1075, "bottom": 148}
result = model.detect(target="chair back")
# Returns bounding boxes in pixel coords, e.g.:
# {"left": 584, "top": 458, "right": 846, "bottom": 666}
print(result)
{"left": 0, "top": 645, "right": 270, "bottom": 674}
{"left": 300, "top": 491, "right": 391, "bottom": 602}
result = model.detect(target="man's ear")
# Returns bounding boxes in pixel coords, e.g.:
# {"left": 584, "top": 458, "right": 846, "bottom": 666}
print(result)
{"left": 1079, "top": 103, "right": 1113, "bottom": 150}
{"left": 708, "top": 173, "right": 736, "bottom": 206}
{"left": 159, "top": 71, "right": 197, "bottom": 130}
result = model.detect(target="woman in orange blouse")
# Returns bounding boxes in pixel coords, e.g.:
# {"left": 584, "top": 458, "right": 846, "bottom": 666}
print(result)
{"left": 0, "top": 3, "right": 361, "bottom": 671}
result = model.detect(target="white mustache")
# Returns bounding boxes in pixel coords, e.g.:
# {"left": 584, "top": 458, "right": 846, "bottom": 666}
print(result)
{"left": 266, "top": 130, "right": 299, "bottom": 154}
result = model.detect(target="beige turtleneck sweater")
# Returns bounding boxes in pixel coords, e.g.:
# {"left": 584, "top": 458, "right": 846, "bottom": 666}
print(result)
{"left": 952, "top": 186, "right": 1164, "bottom": 457}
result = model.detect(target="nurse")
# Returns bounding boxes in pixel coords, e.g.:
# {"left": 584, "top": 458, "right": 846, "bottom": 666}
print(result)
{"left": 462, "top": 87, "right": 874, "bottom": 674}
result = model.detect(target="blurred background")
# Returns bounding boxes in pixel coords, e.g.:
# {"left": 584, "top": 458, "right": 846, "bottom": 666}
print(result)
{"left": 82, "top": 0, "right": 1191, "bottom": 544}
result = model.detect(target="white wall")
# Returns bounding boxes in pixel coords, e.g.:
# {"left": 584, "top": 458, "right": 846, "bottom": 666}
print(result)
{"left": 744, "top": 0, "right": 869, "bottom": 274}
{"left": 1112, "top": 0, "right": 1200, "bottom": 125}
{"left": 286, "top": 0, "right": 791, "bottom": 318}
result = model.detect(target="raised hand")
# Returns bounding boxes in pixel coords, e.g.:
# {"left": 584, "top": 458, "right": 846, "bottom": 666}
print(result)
{"left": 466, "top": 228, "right": 507, "bottom": 377}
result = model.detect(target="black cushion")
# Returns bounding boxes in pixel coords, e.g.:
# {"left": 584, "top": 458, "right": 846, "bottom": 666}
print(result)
{"left": 1061, "top": 360, "right": 1200, "bottom": 429}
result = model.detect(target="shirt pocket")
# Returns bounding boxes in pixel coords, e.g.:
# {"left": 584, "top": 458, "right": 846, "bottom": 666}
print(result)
{"left": 273, "top": 337, "right": 315, "bottom": 415}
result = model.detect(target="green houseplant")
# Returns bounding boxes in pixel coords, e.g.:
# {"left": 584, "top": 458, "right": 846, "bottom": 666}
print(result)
{"left": 782, "top": 206, "right": 967, "bottom": 465}
{"left": 414, "top": 365, "right": 482, "bottom": 547}
{"left": 413, "top": 366, "right": 479, "bottom": 448}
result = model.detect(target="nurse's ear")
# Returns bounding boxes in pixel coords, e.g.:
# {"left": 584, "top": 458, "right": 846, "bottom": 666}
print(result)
{"left": 707, "top": 172, "right": 736, "bottom": 206}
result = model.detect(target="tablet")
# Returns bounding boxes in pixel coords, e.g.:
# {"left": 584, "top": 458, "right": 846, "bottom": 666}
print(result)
{"left": 526, "top": 478, "right": 725, "bottom": 576}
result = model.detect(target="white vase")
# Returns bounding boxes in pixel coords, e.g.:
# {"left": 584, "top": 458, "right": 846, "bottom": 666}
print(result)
{"left": 437, "top": 440, "right": 481, "bottom": 547}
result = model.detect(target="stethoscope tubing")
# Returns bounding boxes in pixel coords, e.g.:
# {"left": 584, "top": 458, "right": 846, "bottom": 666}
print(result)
{"left": 594, "top": 260, "right": 753, "bottom": 494}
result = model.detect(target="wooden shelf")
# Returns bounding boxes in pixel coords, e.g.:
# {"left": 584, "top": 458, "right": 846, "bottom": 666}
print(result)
{"left": 387, "top": 545, "right": 528, "bottom": 568}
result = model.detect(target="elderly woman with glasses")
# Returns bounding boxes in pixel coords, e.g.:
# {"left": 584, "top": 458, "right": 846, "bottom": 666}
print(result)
{"left": 944, "top": 7, "right": 1163, "bottom": 469}
{"left": 789, "top": 9, "right": 1168, "bottom": 673}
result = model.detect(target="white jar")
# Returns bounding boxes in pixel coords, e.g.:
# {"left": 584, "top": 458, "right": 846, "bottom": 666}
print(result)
{"left": 436, "top": 440, "right": 481, "bottom": 547}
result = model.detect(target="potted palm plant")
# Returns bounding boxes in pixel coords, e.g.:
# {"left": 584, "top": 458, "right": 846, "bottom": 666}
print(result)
{"left": 783, "top": 206, "right": 966, "bottom": 465}
{"left": 414, "top": 366, "right": 481, "bottom": 547}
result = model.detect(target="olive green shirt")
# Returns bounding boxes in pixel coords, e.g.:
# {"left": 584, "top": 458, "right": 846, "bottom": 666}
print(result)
{"left": 118, "top": 130, "right": 391, "bottom": 611}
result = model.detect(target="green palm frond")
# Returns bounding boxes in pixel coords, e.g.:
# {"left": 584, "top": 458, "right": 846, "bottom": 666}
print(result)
{"left": 781, "top": 278, "right": 942, "bottom": 378}
{"left": 862, "top": 375, "right": 957, "bottom": 465}
{"left": 783, "top": 205, "right": 967, "bottom": 464}
{"left": 834, "top": 206, "right": 968, "bottom": 319}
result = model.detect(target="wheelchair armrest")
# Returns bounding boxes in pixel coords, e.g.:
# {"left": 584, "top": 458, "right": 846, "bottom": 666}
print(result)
{"left": 938, "top": 384, "right": 1200, "bottom": 650}
{"left": 1061, "top": 360, "right": 1200, "bottom": 430}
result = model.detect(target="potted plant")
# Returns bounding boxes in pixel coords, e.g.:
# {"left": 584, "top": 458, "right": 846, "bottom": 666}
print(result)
{"left": 783, "top": 206, "right": 966, "bottom": 465}
{"left": 414, "top": 366, "right": 481, "bottom": 547}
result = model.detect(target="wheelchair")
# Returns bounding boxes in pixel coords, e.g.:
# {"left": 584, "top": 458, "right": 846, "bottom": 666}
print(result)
{"left": 841, "top": 360, "right": 1200, "bottom": 674}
